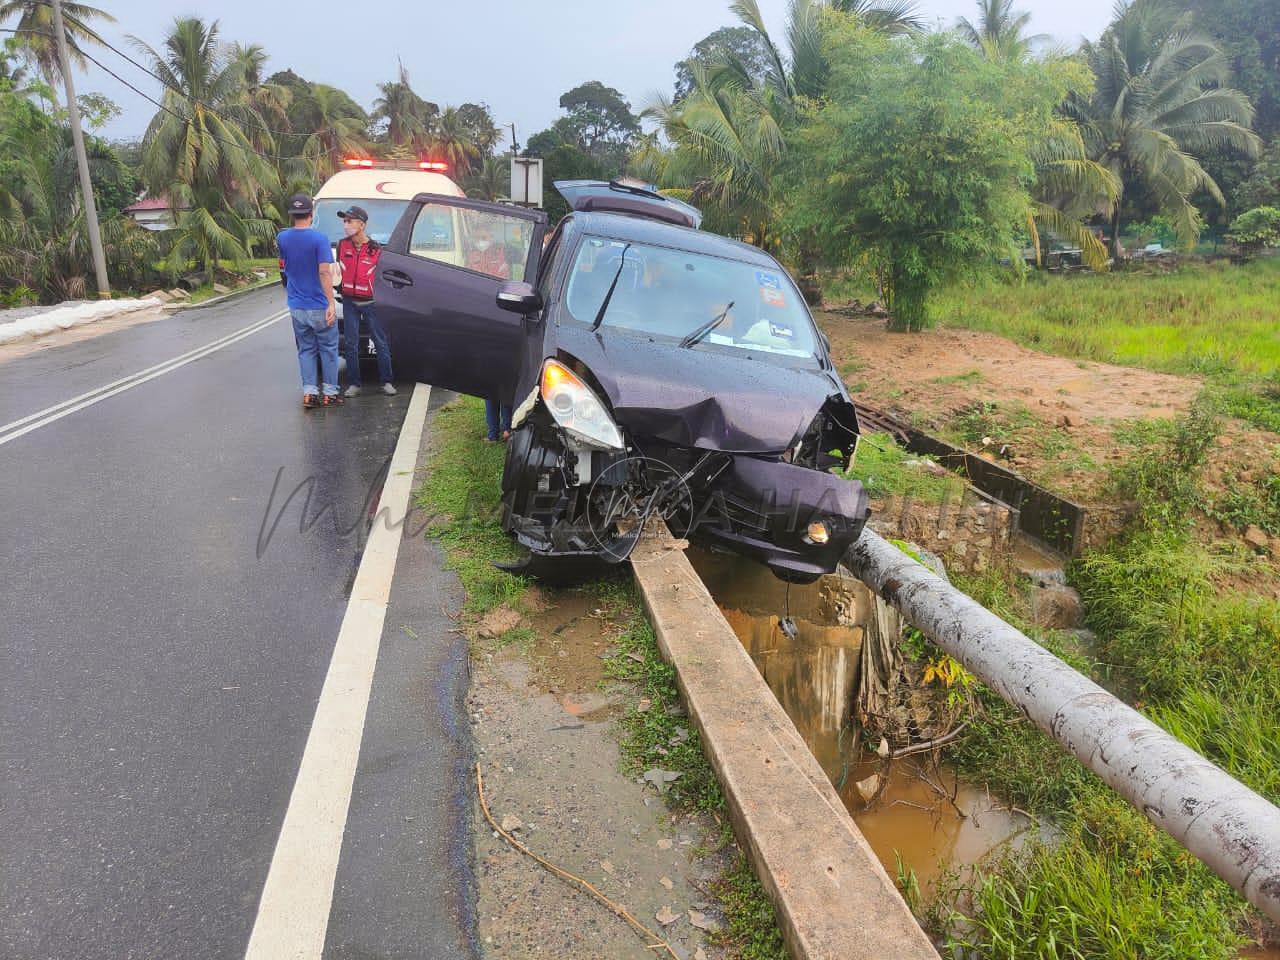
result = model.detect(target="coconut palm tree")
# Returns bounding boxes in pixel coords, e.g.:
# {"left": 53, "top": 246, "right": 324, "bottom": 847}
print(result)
{"left": 957, "top": 0, "right": 1048, "bottom": 60}
{"left": 650, "top": 0, "right": 925, "bottom": 249}
{"left": 371, "top": 62, "right": 436, "bottom": 150}
{"left": 464, "top": 155, "right": 509, "bottom": 201}
{"left": 1065, "top": 0, "right": 1261, "bottom": 256}
{"left": 229, "top": 42, "right": 292, "bottom": 146}
{"left": 1029, "top": 120, "right": 1122, "bottom": 268}
{"left": 0, "top": 0, "right": 112, "bottom": 97}
{"left": 301, "top": 83, "right": 368, "bottom": 180}
{"left": 427, "top": 107, "right": 482, "bottom": 177}
{"left": 0, "top": 105, "right": 157, "bottom": 299}
{"left": 131, "top": 17, "right": 279, "bottom": 275}
{"left": 644, "top": 64, "right": 784, "bottom": 247}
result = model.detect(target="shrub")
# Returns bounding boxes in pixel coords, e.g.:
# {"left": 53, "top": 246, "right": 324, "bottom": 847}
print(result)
{"left": 1226, "top": 206, "right": 1280, "bottom": 259}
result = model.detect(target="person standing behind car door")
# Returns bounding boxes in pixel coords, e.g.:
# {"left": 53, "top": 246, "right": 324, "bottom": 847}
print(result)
{"left": 335, "top": 205, "right": 396, "bottom": 397}
{"left": 278, "top": 194, "right": 341, "bottom": 409}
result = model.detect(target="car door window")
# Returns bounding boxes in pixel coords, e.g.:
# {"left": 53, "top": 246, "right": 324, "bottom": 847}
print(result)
{"left": 409, "top": 202, "right": 536, "bottom": 282}
{"left": 536, "top": 225, "right": 564, "bottom": 303}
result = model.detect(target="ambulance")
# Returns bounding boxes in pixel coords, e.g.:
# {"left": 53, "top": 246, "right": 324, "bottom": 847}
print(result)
{"left": 308, "top": 159, "right": 467, "bottom": 370}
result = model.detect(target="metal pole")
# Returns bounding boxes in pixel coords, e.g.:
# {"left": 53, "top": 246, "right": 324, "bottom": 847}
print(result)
{"left": 844, "top": 527, "right": 1280, "bottom": 924}
{"left": 50, "top": 0, "right": 110, "bottom": 299}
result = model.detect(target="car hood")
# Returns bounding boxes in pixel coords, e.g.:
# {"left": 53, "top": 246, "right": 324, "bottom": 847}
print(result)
{"left": 553, "top": 325, "right": 843, "bottom": 454}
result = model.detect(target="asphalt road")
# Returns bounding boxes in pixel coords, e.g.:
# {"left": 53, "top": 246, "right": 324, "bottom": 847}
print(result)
{"left": 0, "top": 287, "right": 477, "bottom": 959}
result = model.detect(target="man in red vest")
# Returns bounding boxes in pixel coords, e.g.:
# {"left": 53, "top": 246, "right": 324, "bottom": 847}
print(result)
{"left": 336, "top": 206, "right": 396, "bottom": 397}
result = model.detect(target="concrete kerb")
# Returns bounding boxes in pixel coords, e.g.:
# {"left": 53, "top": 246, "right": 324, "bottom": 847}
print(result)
{"left": 629, "top": 528, "right": 939, "bottom": 960}
{"left": 164, "top": 278, "right": 279, "bottom": 312}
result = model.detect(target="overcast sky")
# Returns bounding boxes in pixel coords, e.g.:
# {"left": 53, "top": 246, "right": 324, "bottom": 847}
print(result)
{"left": 59, "top": 0, "right": 1117, "bottom": 144}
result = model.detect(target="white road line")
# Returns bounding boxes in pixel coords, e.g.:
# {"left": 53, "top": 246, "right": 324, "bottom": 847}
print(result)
{"left": 243, "top": 382, "right": 432, "bottom": 960}
{"left": 0, "top": 310, "right": 288, "bottom": 447}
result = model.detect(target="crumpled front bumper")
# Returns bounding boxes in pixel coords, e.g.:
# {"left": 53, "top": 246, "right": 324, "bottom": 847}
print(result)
{"left": 689, "top": 455, "right": 869, "bottom": 582}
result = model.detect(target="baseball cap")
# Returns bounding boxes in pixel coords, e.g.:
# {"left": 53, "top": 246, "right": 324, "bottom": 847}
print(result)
{"left": 287, "top": 194, "right": 313, "bottom": 216}
{"left": 337, "top": 205, "right": 369, "bottom": 223}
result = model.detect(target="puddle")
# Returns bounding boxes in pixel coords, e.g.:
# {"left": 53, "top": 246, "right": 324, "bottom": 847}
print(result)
{"left": 689, "top": 545, "right": 1029, "bottom": 898}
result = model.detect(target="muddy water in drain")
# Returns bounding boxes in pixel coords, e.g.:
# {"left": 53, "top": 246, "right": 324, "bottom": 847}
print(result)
{"left": 689, "top": 545, "right": 1028, "bottom": 897}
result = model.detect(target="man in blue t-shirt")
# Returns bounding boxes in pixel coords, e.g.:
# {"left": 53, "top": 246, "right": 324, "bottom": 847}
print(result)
{"left": 277, "top": 194, "right": 341, "bottom": 409}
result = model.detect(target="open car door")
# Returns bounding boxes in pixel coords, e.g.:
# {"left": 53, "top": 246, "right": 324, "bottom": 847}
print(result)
{"left": 376, "top": 195, "right": 547, "bottom": 402}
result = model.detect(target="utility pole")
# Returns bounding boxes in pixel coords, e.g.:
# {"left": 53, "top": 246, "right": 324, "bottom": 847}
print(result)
{"left": 50, "top": 0, "right": 110, "bottom": 298}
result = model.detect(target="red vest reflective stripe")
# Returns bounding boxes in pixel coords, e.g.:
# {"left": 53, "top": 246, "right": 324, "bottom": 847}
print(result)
{"left": 336, "top": 238, "right": 381, "bottom": 300}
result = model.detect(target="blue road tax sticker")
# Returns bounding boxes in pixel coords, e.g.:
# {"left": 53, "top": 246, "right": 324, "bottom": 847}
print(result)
{"left": 755, "top": 271, "right": 782, "bottom": 289}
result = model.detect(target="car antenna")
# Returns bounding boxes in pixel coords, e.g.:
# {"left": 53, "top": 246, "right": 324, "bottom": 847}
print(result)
{"left": 679, "top": 301, "right": 735, "bottom": 349}
{"left": 591, "top": 244, "right": 632, "bottom": 332}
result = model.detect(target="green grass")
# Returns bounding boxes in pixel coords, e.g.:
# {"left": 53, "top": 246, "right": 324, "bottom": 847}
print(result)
{"left": 934, "top": 258, "right": 1280, "bottom": 377}
{"left": 933, "top": 258, "right": 1280, "bottom": 434}
{"left": 925, "top": 407, "right": 1276, "bottom": 958}
{"left": 844, "top": 432, "right": 966, "bottom": 504}
{"left": 931, "top": 368, "right": 985, "bottom": 385}
{"left": 413, "top": 397, "right": 526, "bottom": 615}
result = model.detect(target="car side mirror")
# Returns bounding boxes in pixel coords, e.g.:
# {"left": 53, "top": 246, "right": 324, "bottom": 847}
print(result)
{"left": 497, "top": 280, "right": 542, "bottom": 316}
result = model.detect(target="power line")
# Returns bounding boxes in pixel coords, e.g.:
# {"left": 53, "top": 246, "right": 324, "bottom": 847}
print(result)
{"left": 23, "top": 0, "right": 331, "bottom": 143}
{"left": 2, "top": 26, "right": 301, "bottom": 165}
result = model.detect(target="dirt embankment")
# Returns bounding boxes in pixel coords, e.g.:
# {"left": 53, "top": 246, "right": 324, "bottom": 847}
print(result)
{"left": 819, "top": 311, "right": 1200, "bottom": 501}
{"left": 819, "top": 310, "right": 1280, "bottom": 588}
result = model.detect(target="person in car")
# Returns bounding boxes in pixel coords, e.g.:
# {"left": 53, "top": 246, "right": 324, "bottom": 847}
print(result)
{"left": 277, "top": 194, "right": 341, "bottom": 409}
{"left": 466, "top": 222, "right": 510, "bottom": 280}
{"left": 336, "top": 205, "right": 396, "bottom": 397}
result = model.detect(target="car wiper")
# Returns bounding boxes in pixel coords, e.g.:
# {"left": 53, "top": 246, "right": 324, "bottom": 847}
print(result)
{"left": 591, "top": 244, "right": 631, "bottom": 332}
{"left": 679, "top": 301, "right": 735, "bottom": 349}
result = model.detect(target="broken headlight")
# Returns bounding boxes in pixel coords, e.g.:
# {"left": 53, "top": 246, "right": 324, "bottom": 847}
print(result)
{"left": 540, "top": 359, "right": 624, "bottom": 451}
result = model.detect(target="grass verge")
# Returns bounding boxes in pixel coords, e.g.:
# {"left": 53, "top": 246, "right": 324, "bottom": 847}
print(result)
{"left": 414, "top": 396, "right": 526, "bottom": 616}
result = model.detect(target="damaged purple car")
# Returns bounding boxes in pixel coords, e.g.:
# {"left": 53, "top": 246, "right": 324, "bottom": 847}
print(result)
{"left": 375, "top": 179, "right": 869, "bottom": 583}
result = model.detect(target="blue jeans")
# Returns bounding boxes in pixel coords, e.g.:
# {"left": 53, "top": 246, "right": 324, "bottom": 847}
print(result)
{"left": 342, "top": 300, "right": 393, "bottom": 386}
{"left": 291, "top": 307, "right": 339, "bottom": 396}
{"left": 485, "top": 399, "right": 512, "bottom": 440}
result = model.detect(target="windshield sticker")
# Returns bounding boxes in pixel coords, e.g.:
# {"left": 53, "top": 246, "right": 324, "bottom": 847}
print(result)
{"left": 768, "top": 320, "right": 795, "bottom": 340}
{"left": 760, "top": 286, "right": 786, "bottom": 307}
{"left": 756, "top": 271, "right": 782, "bottom": 289}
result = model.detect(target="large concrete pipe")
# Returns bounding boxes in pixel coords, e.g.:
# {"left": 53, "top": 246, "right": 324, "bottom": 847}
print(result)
{"left": 844, "top": 528, "right": 1280, "bottom": 924}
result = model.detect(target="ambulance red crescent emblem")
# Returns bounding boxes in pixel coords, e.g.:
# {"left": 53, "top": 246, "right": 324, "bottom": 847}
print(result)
{"left": 375, "top": 180, "right": 396, "bottom": 194}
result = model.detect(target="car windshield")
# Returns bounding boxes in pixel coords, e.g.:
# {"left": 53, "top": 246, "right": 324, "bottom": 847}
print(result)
{"left": 563, "top": 238, "right": 820, "bottom": 363}
{"left": 312, "top": 198, "right": 409, "bottom": 246}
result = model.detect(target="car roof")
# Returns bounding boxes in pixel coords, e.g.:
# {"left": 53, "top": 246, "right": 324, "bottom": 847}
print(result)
{"left": 314, "top": 169, "right": 465, "bottom": 201}
{"left": 569, "top": 211, "right": 779, "bottom": 267}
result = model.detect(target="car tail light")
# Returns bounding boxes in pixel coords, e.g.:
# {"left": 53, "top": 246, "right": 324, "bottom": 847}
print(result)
{"left": 540, "top": 360, "right": 623, "bottom": 451}
{"left": 344, "top": 157, "right": 375, "bottom": 168}
{"left": 419, "top": 160, "right": 449, "bottom": 172}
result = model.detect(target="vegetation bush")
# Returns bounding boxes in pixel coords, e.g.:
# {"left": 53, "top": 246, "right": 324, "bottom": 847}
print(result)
{"left": 1226, "top": 205, "right": 1280, "bottom": 258}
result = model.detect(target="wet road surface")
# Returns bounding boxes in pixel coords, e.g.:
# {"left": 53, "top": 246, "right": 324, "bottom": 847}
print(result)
{"left": 0, "top": 288, "right": 476, "bottom": 959}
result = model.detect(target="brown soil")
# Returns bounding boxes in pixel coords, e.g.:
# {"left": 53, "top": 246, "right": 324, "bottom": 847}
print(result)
{"left": 818, "top": 310, "right": 1280, "bottom": 589}
{"left": 819, "top": 311, "right": 1200, "bottom": 501}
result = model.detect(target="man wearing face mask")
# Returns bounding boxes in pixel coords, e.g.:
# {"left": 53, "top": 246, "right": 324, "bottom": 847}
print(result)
{"left": 336, "top": 205, "right": 396, "bottom": 397}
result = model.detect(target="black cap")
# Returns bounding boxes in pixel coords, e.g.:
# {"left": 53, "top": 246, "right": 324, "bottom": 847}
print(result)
{"left": 337, "top": 205, "right": 369, "bottom": 223}
{"left": 288, "top": 194, "right": 313, "bottom": 216}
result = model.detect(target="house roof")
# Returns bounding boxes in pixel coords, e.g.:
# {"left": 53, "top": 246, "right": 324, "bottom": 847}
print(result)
{"left": 123, "top": 195, "right": 189, "bottom": 213}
